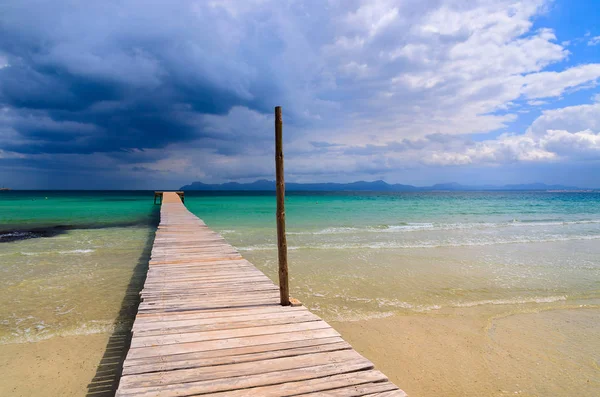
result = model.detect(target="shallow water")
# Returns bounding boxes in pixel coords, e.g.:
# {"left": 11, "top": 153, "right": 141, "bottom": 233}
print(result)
{"left": 0, "top": 226, "right": 152, "bottom": 344}
{"left": 183, "top": 191, "right": 600, "bottom": 321}
{"left": 0, "top": 191, "right": 156, "bottom": 344}
{"left": 1, "top": 190, "right": 599, "bottom": 396}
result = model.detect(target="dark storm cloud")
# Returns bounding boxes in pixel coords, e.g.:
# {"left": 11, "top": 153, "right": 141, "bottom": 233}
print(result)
{"left": 0, "top": 1, "right": 290, "bottom": 155}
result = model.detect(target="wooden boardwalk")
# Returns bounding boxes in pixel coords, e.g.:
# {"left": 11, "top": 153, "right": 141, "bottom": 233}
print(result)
{"left": 116, "top": 192, "right": 406, "bottom": 396}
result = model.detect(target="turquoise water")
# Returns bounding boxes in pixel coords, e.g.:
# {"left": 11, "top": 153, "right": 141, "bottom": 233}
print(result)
{"left": 1, "top": 190, "right": 600, "bottom": 338}
{"left": 0, "top": 191, "right": 156, "bottom": 233}
{"left": 4, "top": 190, "right": 600, "bottom": 238}
{"left": 184, "top": 191, "right": 600, "bottom": 248}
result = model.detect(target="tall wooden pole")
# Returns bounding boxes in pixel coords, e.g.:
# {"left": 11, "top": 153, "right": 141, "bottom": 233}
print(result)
{"left": 275, "top": 106, "right": 290, "bottom": 306}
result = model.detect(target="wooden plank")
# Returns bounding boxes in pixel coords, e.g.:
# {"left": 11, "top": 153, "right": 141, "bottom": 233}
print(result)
{"left": 195, "top": 370, "right": 389, "bottom": 397}
{"left": 132, "top": 312, "right": 320, "bottom": 335}
{"left": 123, "top": 337, "right": 345, "bottom": 368}
{"left": 134, "top": 305, "right": 306, "bottom": 322}
{"left": 119, "top": 350, "right": 366, "bottom": 388}
{"left": 125, "top": 328, "right": 341, "bottom": 360}
{"left": 117, "top": 360, "right": 374, "bottom": 397}
{"left": 143, "top": 277, "right": 273, "bottom": 285}
{"left": 130, "top": 321, "right": 331, "bottom": 348}
{"left": 141, "top": 275, "right": 270, "bottom": 284}
{"left": 139, "top": 285, "right": 279, "bottom": 297}
{"left": 122, "top": 341, "right": 352, "bottom": 376}
{"left": 132, "top": 309, "right": 319, "bottom": 330}
{"left": 149, "top": 257, "right": 244, "bottom": 265}
{"left": 137, "top": 298, "right": 280, "bottom": 313}
{"left": 362, "top": 392, "right": 409, "bottom": 397}
{"left": 145, "top": 264, "right": 256, "bottom": 272}
{"left": 139, "top": 290, "right": 273, "bottom": 298}
{"left": 298, "top": 382, "right": 400, "bottom": 396}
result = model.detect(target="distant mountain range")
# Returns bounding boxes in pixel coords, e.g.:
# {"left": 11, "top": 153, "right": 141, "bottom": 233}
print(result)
{"left": 180, "top": 180, "right": 589, "bottom": 192}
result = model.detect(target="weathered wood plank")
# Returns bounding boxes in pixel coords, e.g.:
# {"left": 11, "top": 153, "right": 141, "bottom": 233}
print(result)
{"left": 134, "top": 305, "right": 306, "bottom": 321}
{"left": 130, "top": 321, "right": 331, "bottom": 348}
{"left": 132, "top": 311, "right": 320, "bottom": 335}
{"left": 298, "top": 382, "right": 401, "bottom": 396}
{"left": 195, "top": 370, "right": 389, "bottom": 397}
{"left": 137, "top": 298, "right": 280, "bottom": 313}
{"left": 119, "top": 350, "right": 367, "bottom": 388}
{"left": 122, "top": 337, "right": 345, "bottom": 368}
{"left": 122, "top": 341, "right": 352, "bottom": 376}
{"left": 125, "top": 328, "right": 342, "bottom": 360}
{"left": 362, "top": 391, "right": 409, "bottom": 397}
{"left": 117, "top": 360, "right": 374, "bottom": 397}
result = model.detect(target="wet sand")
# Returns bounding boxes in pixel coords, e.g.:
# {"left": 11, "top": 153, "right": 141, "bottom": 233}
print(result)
{"left": 333, "top": 306, "right": 600, "bottom": 397}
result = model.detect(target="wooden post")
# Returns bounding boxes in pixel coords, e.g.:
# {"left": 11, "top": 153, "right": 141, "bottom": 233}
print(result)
{"left": 275, "top": 106, "right": 290, "bottom": 306}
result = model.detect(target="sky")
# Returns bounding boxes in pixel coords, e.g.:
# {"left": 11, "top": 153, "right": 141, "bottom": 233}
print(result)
{"left": 1, "top": 0, "right": 600, "bottom": 189}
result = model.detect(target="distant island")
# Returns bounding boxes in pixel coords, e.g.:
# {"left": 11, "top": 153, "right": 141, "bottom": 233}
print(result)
{"left": 181, "top": 180, "right": 592, "bottom": 192}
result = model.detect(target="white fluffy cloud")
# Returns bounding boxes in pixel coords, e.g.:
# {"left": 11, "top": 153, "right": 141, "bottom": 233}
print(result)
{"left": 588, "top": 36, "right": 600, "bottom": 46}
{"left": 521, "top": 65, "right": 600, "bottom": 99}
{"left": 397, "top": 103, "right": 600, "bottom": 166}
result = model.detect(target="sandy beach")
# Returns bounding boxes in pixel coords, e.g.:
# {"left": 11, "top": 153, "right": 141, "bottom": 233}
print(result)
{"left": 334, "top": 306, "right": 600, "bottom": 397}
{"left": 0, "top": 334, "right": 112, "bottom": 396}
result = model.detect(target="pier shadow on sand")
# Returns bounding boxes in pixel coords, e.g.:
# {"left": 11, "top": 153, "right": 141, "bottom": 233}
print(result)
{"left": 85, "top": 214, "right": 158, "bottom": 397}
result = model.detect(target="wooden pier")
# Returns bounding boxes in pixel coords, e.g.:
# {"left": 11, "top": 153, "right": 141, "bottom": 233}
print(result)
{"left": 116, "top": 192, "right": 406, "bottom": 396}
{"left": 154, "top": 191, "right": 185, "bottom": 204}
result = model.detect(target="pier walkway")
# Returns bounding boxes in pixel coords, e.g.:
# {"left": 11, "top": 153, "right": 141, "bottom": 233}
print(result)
{"left": 116, "top": 192, "right": 406, "bottom": 396}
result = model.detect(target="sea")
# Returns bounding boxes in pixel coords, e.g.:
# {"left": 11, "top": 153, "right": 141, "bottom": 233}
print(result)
{"left": 1, "top": 190, "right": 599, "bottom": 395}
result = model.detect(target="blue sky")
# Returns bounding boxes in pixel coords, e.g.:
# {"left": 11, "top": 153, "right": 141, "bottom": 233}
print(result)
{"left": 1, "top": 0, "right": 600, "bottom": 189}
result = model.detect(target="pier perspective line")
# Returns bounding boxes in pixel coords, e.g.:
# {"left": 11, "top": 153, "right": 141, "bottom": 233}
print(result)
{"left": 115, "top": 192, "right": 406, "bottom": 396}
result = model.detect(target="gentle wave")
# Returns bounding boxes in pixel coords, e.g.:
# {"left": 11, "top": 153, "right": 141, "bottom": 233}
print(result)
{"left": 315, "top": 295, "right": 569, "bottom": 319}
{"left": 326, "top": 310, "right": 396, "bottom": 322}
{"left": 0, "top": 231, "right": 36, "bottom": 241}
{"left": 323, "top": 295, "right": 569, "bottom": 315}
{"left": 0, "top": 320, "right": 124, "bottom": 345}
{"left": 286, "top": 219, "right": 600, "bottom": 235}
{"left": 19, "top": 249, "right": 95, "bottom": 256}
{"left": 451, "top": 295, "right": 567, "bottom": 308}
{"left": 375, "top": 298, "right": 442, "bottom": 312}
{"left": 58, "top": 249, "right": 95, "bottom": 254}
{"left": 238, "top": 234, "right": 600, "bottom": 251}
